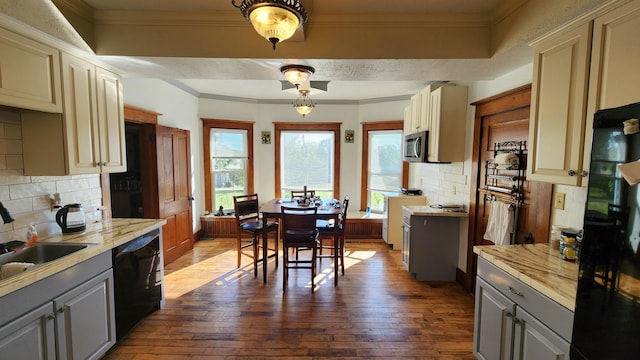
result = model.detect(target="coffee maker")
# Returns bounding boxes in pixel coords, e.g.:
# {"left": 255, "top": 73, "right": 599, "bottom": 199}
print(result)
{"left": 55, "top": 203, "right": 87, "bottom": 234}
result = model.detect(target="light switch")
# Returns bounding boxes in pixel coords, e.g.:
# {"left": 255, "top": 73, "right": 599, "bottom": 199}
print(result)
{"left": 554, "top": 192, "right": 566, "bottom": 210}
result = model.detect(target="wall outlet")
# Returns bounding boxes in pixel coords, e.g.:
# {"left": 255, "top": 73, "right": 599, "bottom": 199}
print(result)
{"left": 554, "top": 192, "right": 566, "bottom": 210}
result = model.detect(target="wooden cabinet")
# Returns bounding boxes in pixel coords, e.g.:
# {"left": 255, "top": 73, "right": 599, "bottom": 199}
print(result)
{"left": 0, "top": 27, "right": 62, "bottom": 113}
{"left": 528, "top": 0, "right": 640, "bottom": 186}
{"left": 427, "top": 85, "right": 468, "bottom": 162}
{"left": 474, "top": 258, "right": 572, "bottom": 360}
{"left": 21, "top": 52, "right": 126, "bottom": 175}
{"left": 54, "top": 270, "right": 116, "bottom": 360}
{"left": 0, "top": 254, "right": 115, "bottom": 360}
{"left": 0, "top": 302, "right": 56, "bottom": 360}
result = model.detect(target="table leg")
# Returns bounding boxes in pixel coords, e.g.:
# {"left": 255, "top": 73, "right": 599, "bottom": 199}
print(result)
{"left": 334, "top": 215, "right": 339, "bottom": 286}
{"left": 263, "top": 216, "right": 268, "bottom": 284}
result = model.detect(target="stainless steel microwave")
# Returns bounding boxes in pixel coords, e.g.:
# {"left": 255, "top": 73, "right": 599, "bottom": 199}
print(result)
{"left": 403, "top": 131, "right": 428, "bottom": 162}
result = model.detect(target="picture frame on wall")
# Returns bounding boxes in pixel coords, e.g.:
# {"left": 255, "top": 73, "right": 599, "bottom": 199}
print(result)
{"left": 261, "top": 131, "right": 271, "bottom": 144}
{"left": 345, "top": 130, "right": 354, "bottom": 143}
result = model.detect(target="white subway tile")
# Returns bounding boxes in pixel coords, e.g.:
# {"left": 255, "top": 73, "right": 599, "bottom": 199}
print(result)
{"left": 10, "top": 181, "right": 56, "bottom": 200}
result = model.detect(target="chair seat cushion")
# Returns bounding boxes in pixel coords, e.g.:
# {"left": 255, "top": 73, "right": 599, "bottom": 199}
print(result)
{"left": 317, "top": 220, "right": 342, "bottom": 233}
{"left": 241, "top": 220, "right": 278, "bottom": 234}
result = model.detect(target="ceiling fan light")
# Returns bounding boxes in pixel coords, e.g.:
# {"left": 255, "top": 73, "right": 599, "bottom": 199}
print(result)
{"left": 281, "top": 64, "right": 315, "bottom": 88}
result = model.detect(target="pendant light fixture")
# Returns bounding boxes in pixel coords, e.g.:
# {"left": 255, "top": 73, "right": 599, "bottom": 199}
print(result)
{"left": 293, "top": 89, "right": 315, "bottom": 117}
{"left": 280, "top": 64, "right": 315, "bottom": 89}
{"left": 232, "top": 0, "right": 308, "bottom": 50}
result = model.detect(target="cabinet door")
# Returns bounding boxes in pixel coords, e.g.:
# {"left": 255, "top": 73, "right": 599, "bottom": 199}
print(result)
{"left": 409, "top": 93, "right": 421, "bottom": 132}
{"left": 474, "top": 277, "right": 515, "bottom": 360}
{"left": 427, "top": 85, "right": 468, "bottom": 162}
{"left": 527, "top": 22, "right": 592, "bottom": 185}
{"left": 61, "top": 52, "right": 101, "bottom": 174}
{"left": 0, "top": 27, "right": 61, "bottom": 113}
{"left": 54, "top": 270, "right": 115, "bottom": 360}
{"left": 403, "top": 105, "right": 412, "bottom": 135}
{"left": 0, "top": 302, "right": 56, "bottom": 360}
{"left": 513, "top": 308, "right": 570, "bottom": 360}
{"left": 95, "top": 66, "right": 127, "bottom": 173}
{"left": 584, "top": 0, "right": 640, "bottom": 174}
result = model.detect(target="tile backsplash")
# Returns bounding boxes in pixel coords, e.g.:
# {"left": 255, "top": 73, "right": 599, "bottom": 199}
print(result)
{"left": 0, "top": 109, "right": 102, "bottom": 242}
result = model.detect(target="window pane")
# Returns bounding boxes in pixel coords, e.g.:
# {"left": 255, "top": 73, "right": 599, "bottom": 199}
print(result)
{"left": 281, "top": 131, "right": 334, "bottom": 198}
{"left": 368, "top": 130, "right": 402, "bottom": 212}
{"left": 210, "top": 129, "right": 248, "bottom": 210}
{"left": 212, "top": 132, "right": 246, "bottom": 157}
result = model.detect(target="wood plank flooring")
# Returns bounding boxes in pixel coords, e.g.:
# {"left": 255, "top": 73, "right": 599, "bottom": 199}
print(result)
{"left": 103, "top": 239, "right": 476, "bottom": 359}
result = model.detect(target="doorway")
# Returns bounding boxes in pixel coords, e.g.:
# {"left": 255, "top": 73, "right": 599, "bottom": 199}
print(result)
{"left": 464, "top": 85, "right": 552, "bottom": 291}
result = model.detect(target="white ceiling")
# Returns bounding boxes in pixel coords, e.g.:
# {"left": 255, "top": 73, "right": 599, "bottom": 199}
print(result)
{"left": 71, "top": 0, "right": 585, "bottom": 102}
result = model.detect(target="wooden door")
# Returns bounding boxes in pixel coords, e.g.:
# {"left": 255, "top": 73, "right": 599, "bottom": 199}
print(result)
{"left": 155, "top": 125, "right": 194, "bottom": 264}
{"left": 465, "top": 85, "right": 552, "bottom": 291}
{"left": 121, "top": 109, "right": 193, "bottom": 265}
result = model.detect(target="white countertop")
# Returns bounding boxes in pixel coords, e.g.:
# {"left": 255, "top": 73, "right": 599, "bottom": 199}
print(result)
{"left": 403, "top": 205, "right": 469, "bottom": 217}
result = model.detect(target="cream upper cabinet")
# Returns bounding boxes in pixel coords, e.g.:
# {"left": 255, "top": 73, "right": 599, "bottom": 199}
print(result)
{"left": 403, "top": 105, "right": 412, "bottom": 135}
{"left": 527, "top": 22, "right": 592, "bottom": 186}
{"left": 427, "top": 85, "right": 468, "bottom": 163}
{"left": 22, "top": 52, "right": 126, "bottom": 175}
{"left": 528, "top": 0, "right": 640, "bottom": 186}
{"left": 403, "top": 84, "right": 443, "bottom": 135}
{"left": 0, "top": 27, "right": 61, "bottom": 113}
{"left": 583, "top": 0, "right": 640, "bottom": 172}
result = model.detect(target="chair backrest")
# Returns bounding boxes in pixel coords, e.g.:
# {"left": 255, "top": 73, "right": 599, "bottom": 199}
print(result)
{"left": 290, "top": 190, "right": 316, "bottom": 199}
{"left": 281, "top": 206, "right": 318, "bottom": 240}
{"left": 233, "top": 194, "right": 260, "bottom": 224}
{"left": 340, "top": 195, "right": 350, "bottom": 225}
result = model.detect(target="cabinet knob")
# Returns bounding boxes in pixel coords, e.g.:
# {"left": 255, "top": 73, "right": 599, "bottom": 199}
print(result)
{"left": 506, "top": 312, "right": 513, "bottom": 318}
{"left": 514, "top": 317, "right": 522, "bottom": 324}
{"left": 46, "top": 313, "right": 55, "bottom": 320}
{"left": 568, "top": 170, "right": 576, "bottom": 176}
{"left": 581, "top": 170, "right": 589, "bottom": 177}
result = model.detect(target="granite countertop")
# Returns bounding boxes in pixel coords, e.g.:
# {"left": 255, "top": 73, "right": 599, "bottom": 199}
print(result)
{"left": 404, "top": 205, "right": 469, "bottom": 217}
{"left": 474, "top": 243, "right": 579, "bottom": 311}
{"left": 0, "top": 218, "right": 166, "bottom": 298}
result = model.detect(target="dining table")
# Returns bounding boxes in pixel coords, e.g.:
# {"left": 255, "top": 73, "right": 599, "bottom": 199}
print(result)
{"left": 259, "top": 198, "right": 342, "bottom": 286}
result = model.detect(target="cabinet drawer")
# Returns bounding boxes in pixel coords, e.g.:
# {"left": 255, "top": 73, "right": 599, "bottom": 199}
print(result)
{"left": 477, "top": 257, "right": 573, "bottom": 341}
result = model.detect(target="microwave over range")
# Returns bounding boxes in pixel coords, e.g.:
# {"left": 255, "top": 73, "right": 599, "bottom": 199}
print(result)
{"left": 404, "top": 131, "right": 428, "bottom": 162}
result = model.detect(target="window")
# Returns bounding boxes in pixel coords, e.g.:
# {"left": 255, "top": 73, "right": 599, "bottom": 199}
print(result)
{"left": 202, "top": 119, "right": 254, "bottom": 212}
{"left": 275, "top": 122, "right": 341, "bottom": 199}
{"left": 361, "top": 121, "right": 407, "bottom": 212}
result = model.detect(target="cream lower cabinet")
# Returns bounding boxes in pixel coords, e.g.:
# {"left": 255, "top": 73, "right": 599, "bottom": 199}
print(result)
{"left": 21, "top": 52, "right": 126, "bottom": 175}
{"left": 0, "top": 27, "right": 61, "bottom": 113}
{"left": 474, "top": 258, "right": 573, "bottom": 360}
{"left": 528, "top": 0, "right": 640, "bottom": 186}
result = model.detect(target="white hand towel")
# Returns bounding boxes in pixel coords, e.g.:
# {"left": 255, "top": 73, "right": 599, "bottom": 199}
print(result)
{"left": 0, "top": 262, "right": 35, "bottom": 280}
{"left": 483, "top": 201, "right": 514, "bottom": 245}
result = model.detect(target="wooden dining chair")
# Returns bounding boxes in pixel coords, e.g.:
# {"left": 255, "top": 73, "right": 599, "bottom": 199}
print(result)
{"left": 290, "top": 190, "right": 316, "bottom": 199}
{"left": 316, "top": 195, "right": 349, "bottom": 275}
{"left": 280, "top": 206, "right": 319, "bottom": 293}
{"left": 233, "top": 194, "right": 278, "bottom": 277}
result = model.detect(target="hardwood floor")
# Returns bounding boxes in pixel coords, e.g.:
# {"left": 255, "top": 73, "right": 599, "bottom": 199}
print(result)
{"left": 103, "top": 238, "right": 476, "bottom": 359}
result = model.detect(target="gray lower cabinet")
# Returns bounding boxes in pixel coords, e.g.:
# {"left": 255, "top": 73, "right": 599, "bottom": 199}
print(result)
{"left": 474, "top": 257, "right": 572, "bottom": 360}
{"left": 0, "top": 252, "right": 116, "bottom": 360}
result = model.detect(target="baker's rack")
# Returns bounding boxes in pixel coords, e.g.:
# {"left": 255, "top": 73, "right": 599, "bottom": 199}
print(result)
{"left": 481, "top": 140, "right": 526, "bottom": 204}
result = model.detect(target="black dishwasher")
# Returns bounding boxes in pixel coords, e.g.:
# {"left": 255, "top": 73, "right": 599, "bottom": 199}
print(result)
{"left": 112, "top": 228, "right": 162, "bottom": 340}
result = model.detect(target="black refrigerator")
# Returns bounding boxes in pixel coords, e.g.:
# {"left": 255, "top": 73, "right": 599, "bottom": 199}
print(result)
{"left": 571, "top": 102, "right": 640, "bottom": 359}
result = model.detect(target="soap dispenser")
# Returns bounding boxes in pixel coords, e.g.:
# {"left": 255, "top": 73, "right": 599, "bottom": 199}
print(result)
{"left": 27, "top": 224, "right": 38, "bottom": 246}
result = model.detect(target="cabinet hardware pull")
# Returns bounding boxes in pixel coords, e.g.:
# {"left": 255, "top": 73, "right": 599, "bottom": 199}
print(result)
{"left": 46, "top": 313, "right": 55, "bottom": 320}
{"left": 568, "top": 170, "right": 576, "bottom": 176}
{"left": 508, "top": 286, "right": 523, "bottom": 296}
{"left": 57, "top": 307, "right": 65, "bottom": 313}
{"left": 581, "top": 170, "right": 589, "bottom": 177}
{"left": 506, "top": 312, "right": 513, "bottom": 318}
{"left": 514, "top": 317, "right": 521, "bottom": 324}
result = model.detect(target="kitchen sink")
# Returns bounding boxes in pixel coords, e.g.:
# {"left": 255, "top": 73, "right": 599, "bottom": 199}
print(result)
{"left": 0, "top": 243, "right": 87, "bottom": 267}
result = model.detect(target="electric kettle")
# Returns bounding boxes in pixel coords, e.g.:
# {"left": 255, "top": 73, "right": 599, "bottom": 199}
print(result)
{"left": 55, "top": 203, "right": 86, "bottom": 234}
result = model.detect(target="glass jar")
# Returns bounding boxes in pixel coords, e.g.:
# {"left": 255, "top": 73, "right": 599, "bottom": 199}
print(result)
{"left": 562, "top": 236, "right": 577, "bottom": 262}
{"left": 549, "top": 225, "right": 564, "bottom": 250}
{"left": 560, "top": 229, "right": 578, "bottom": 256}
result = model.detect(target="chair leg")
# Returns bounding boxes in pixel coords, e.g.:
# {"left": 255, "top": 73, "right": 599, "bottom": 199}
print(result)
{"left": 253, "top": 236, "right": 259, "bottom": 277}
{"left": 340, "top": 235, "right": 345, "bottom": 275}
{"left": 311, "top": 246, "right": 317, "bottom": 292}
{"left": 283, "top": 245, "right": 288, "bottom": 293}
{"left": 236, "top": 234, "right": 242, "bottom": 268}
